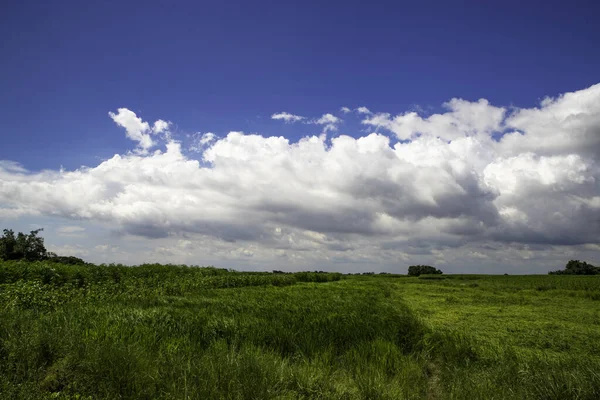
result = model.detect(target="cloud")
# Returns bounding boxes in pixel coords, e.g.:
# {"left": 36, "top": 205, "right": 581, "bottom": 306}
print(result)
{"left": 362, "top": 98, "right": 505, "bottom": 140}
{"left": 1, "top": 83, "right": 600, "bottom": 271}
{"left": 272, "top": 111, "right": 342, "bottom": 132}
{"left": 340, "top": 107, "right": 351, "bottom": 113}
{"left": 313, "top": 113, "right": 340, "bottom": 125}
{"left": 311, "top": 113, "right": 341, "bottom": 132}
{"left": 1, "top": 133, "right": 500, "bottom": 243}
{"left": 56, "top": 225, "right": 85, "bottom": 234}
{"left": 199, "top": 132, "right": 217, "bottom": 146}
{"left": 56, "top": 225, "right": 86, "bottom": 238}
{"left": 501, "top": 83, "right": 600, "bottom": 158}
{"left": 108, "top": 108, "right": 168, "bottom": 153}
{"left": 356, "top": 106, "right": 371, "bottom": 115}
{"left": 271, "top": 112, "right": 305, "bottom": 123}
{"left": 0, "top": 161, "right": 27, "bottom": 173}
{"left": 152, "top": 119, "right": 170, "bottom": 134}
{"left": 189, "top": 132, "right": 218, "bottom": 152}
{"left": 482, "top": 152, "right": 599, "bottom": 245}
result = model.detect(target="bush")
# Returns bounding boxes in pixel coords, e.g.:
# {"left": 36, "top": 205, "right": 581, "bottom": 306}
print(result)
{"left": 46, "top": 254, "right": 87, "bottom": 266}
{"left": 549, "top": 260, "right": 599, "bottom": 275}
{"left": 407, "top": 265, "right": 443, "bottom": 277}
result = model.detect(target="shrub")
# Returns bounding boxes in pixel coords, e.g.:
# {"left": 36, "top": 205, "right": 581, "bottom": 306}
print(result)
{"left": 407, "top": 265, "right": 443, "bottom": 277}
{"left": 46, "top": 254, "right": 87, "bottom": 266}
{"left": 549, "top": 260, "right": 599, "bottom": 275}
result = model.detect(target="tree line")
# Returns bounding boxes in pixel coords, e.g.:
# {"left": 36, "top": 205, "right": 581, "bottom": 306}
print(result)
{"left": 549, "top": 260, "right": 599, "bottom": 275}
{"left": 0, "top": 229, "right": 86, "bottom": 265}
{"left": 1, "top": 228, "right": 597, "bottom": 275}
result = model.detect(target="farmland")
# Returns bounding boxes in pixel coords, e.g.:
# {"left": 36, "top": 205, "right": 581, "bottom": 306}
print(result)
{"left": 1, "top": 261, "right": 599, "bottom": 399}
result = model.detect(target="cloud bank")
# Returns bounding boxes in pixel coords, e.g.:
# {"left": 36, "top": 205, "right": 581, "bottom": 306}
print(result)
{"left": 1, "top": 84, "right": 599, "bottom": 271}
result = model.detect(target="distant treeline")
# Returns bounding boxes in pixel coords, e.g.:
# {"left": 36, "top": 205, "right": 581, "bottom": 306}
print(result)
{"left": 407, "top": 265, "right": 443, "bottom": 276}
{"left": 3, "top": 228, "right": 597, "bottom": 276}
{"left": 0, "top": 229, "right": 86, "bottom": 265}
{"left": 549, "top": 260, "right": 600, "bottom": 275}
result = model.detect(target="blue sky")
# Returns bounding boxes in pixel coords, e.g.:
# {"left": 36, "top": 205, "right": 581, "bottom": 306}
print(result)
{"left": 2, "top": 0, "right": 599, "bottom": 169}
{"left": 1, "top": 1, "right": 599, "bottom": 272}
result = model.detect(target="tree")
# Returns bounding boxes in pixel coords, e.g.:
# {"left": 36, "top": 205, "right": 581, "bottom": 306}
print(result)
{"left": 46, "top": 253, "right": 87, "bottom": 265}
{"left": 0, "top": 229, "right": 17, "bottom": 260}
{"left": 549, "top": 260, "right": 599, "bottom": 275}
{"left": 0, "top": 228, "right": 47, "bottom": 261}
{"left": 407, "top": 265, "right": 443, "bottom": 276}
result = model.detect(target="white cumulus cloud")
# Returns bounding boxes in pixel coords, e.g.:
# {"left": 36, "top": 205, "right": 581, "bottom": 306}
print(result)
{"left": 312, "top": 113, "right": 341, "bottom": 132}
{"left": 189, "top": 132, "right": 218, "bottom": 152}
{"left": 272, "top": 111, "right": 342, "bottom": 132}
{"left": 2, "top": 83, "right": 600, "bottom": 272}
{"left": 108, "top": 108, "right": 169, "bottom": 154}
{"left": 363, "top": 99, "right": 505, "bottom": 141}
{"left": 271, "top": 112, "right": 305, "bottom": 123}
{"left": 152, "top": 119, "right": 170, "bottom": 134}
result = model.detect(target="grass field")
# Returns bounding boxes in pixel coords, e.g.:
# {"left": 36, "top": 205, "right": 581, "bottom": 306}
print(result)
{"left": 1, "top": 261, "right": 599, "bottom": 399}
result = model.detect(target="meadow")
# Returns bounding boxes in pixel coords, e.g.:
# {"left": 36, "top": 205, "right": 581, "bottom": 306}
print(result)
{"left": 0, "top": 261, "right": 599, "bottom": 399}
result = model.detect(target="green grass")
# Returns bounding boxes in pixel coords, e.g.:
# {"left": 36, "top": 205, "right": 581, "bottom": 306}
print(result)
{"left": 1, "top": 262, "right": 599, "bottom": 399}
{"left": 396, "top": 274, "right": 600, "bottom": 398}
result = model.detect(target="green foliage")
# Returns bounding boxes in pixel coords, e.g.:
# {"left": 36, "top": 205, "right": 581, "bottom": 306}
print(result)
{"left": 1, "top": 261, "right": 600, "bottom": 399}
{"left": 418, "top": 274, "right": 446, "bottom": 280}
{"left": 0, "top": 262, "right": 427, "bottom": 399}
{"left": 0, "top": 228, "right": 88, "bottom": 265}
{"left": 399, "top": 273, "right": 600, "bottom": 398}
{"left": 549, "top": 259, "right": 600, "bottom": 275}
{"left": 407, "top": 264, "right": 443, "bottom": 276}
{"left": 0, "top": 228, "right": 47, "bottom": 261}
{"left": 46, "top": 254, "right": 87, "bottom": 266}
{"left": 294, "top": 271, "right": 342, "bottom": 282}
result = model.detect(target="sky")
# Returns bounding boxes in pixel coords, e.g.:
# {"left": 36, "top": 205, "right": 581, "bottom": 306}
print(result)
{"left": 1, "top": 0, "right": 599, "bottom": 273}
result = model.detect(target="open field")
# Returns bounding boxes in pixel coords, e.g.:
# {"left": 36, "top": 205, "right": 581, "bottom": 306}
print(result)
{"left": 1, "top": 261, "right": 599, "bottom": 399}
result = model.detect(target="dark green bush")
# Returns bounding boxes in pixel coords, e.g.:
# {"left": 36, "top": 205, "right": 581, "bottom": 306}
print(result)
{"left": 549, "top": 260, "right": 599, "bottom": 275}
{"left": 408, "top": 265, "right": 443, "bottom": 276}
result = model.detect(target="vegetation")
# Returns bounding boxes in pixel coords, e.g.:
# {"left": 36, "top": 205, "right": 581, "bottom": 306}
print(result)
{"left": 0, "top": 229, "right": 86, "bottom": 266}
{"left": 0, "top": 229, "right": 47, "bottom": 261}
{"left": 549, "top": 259, "right": 600, "bottom": 275}
{"left": 407, "top": 264, "right": 443, "bottom": 276}
{"left": 0, "top": 230, "right": 598, "bottom": 398}
{"left": 0, "top": 259, "right": 599, "bottom": 399}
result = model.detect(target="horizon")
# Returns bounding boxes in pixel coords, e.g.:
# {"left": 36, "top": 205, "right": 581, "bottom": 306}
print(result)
{"left": 1, "top": 1, "right": 599, "bottom": 274}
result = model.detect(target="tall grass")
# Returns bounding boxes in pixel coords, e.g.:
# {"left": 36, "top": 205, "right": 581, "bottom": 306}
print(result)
{"left": 1, "top": 261, "right": 599, "bottom": 398}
